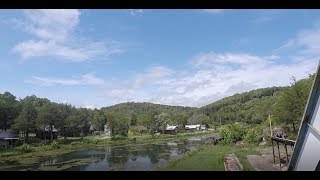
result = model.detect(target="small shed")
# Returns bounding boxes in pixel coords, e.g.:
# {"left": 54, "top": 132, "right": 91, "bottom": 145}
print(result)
{"left": 0, "top": 130, "right": 19, "bottom": 148}
{"left": 166, "top": 125, "right": 178, "bottom": 135}
{"left": 158, "top": 125, "right": 178, "bottom": 135}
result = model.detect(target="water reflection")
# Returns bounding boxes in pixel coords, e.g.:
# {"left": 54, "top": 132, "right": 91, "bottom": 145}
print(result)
{"left": 7, "top": 136, "right": 206, "bottom": 171}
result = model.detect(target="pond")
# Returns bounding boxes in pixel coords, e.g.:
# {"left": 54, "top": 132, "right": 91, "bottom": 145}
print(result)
{"left": 5, "top": 135, "right": 208, "bottom": 171}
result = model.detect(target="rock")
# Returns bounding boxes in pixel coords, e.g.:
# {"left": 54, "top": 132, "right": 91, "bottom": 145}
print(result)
{"left": 235, "top": 141, "right": 244, "bottom": 147}
{"left": 259, "top": 141, "right": 267, "bottom": 146}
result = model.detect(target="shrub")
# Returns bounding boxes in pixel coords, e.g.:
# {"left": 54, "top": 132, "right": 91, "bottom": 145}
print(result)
{"left": 70, "top": 141, "right": 84, "bottom": 146}
{"left": 111, "top": 134, "right": 127, "bottom": 141}
{"left": 50, "top": 140, "right": 61, "bottom": 149}
{"left": 16, "top": 143, "right": 33, "bottom": 153}
{"left": 219, "top": 122, "right": 247, "bottom": 144}
{"left": 89, "top": 139, "right": 99, "bottom": 144}
{"left": 244, "top": 128, "right": 261, "bottom": 144}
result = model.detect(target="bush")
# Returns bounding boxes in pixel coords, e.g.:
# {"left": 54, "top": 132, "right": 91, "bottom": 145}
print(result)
{"left": 70, "top": 141, "right": 84, "bottom": 146}
{"left": 244, "top": 128, "right": 261, "bottom": 144}
{"left": 16, "top": 143, "right": 33, "bottom": 153}
{"left": 50, "top": 140, "right": 61, "bottom": 149}
{"left": 111, "top": 134, "right": 127, "bottom": 141}
{"left": 219, "top": 122, "right": 247, "bottom": 144}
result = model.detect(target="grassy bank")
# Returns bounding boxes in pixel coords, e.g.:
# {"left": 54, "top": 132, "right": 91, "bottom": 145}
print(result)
{"left": 0, "top": 130, "right": 214, "bottom": 169}
{"left": 161, "top": 144, "right": 259, "bottom": 171}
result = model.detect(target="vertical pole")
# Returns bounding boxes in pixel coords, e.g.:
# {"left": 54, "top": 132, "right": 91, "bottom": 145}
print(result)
{"left": 271, "top": 138, "right": 275, "bottom": 164}
{"left": 269, "top": 114, "right": 273, "bottom": 137}
{"left": 277, "top": 141, "right": 281, "bottom": 170}
{"left": 284, "top": 144, "right": 289, "bottom": 165}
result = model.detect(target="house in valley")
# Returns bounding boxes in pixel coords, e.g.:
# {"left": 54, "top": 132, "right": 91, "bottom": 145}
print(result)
{"left": 158, "top": 125, "right": 178, "bottom": 135}
{"left": 88, "top": 123, "right": 99, "bottom": 135}
{"left": 185, "top": 124, "right": 201, "bottom": 131}
{"left": 0, "top": 130, "right": 19, "bottom": 148}
{"left": 36, "top": 125, "right": 58, "bottom": 139}
{"left": 185, "top": 124, "right": 208, "bottom": 131}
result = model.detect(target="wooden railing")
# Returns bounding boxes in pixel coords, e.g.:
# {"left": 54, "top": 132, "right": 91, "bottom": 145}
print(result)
{"left": 271, "top": 136, "right": 296, "bottom": 170}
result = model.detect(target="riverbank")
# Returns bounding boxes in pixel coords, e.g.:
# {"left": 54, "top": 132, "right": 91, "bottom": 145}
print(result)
{"left": 0, "top": 130, "right": 214, "bottom": 170}
{"left": 161, "top": 144, "right": 259, "bottom": 171}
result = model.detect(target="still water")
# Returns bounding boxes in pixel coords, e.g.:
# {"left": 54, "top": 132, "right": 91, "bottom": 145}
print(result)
{"left": 7, "top": 136, "right": 207, "bottom": 171}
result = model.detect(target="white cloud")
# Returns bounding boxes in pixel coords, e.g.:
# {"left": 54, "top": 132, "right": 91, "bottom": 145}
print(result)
{"left": 13, "top": 10, "right": 122, "bottom": 61}
{"left": 126, "top": 66, "right": 175, "bottom": 89}
{"left": 102, "top": 52, "right": 317, "bottom": 107}
{"left": 22, "top": 9, "right": 80, "bottom": 42}
{"left": 191, "top": 52, "right": 269, "bottom": 68}
{"left": 201, "top": 9, "right": 225, "bottom": 14}
{"left": 129, "top": 9, "right": 143, "bottom": 16}
{"left": 25, "top": 73, "right": 106, "bottom": 87}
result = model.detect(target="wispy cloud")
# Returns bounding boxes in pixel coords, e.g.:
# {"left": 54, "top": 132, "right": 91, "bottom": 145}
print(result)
{"left": 273, "top": 21, "right": 320, "bottom": 59}
{"left": 25, "top": 73, "right": 107, "bottom": 87}
{"left": 251, "top": 10, "right": 282, "bottom": 24}
{"left": 191, "top": 52, "right": 269, "bottom": 68}
{"left": 12, "top": 10, "right": 122, "bottom": 61}
{"left": 129, "top": 9, "right": 143, "bottom": 16}
{"left": 201, "top": 9, "right": 225, "bottom": 14}
{"left": 252, "top": 16, "right": 274, "bottom": 24}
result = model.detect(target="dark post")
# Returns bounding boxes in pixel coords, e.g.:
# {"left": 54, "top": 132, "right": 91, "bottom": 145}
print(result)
{"left": 277, "top": 141, "right": 281, "bottom": 170}
{"left": 271, "top": 138, "right": 275, "bottom": 164}
{"left": 284, "top": 144, "right": 289, "bottom": 165}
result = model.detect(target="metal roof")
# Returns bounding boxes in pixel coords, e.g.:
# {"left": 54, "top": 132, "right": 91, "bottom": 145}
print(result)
{"left": 185, "top": 124, "right": 201, "bottom": 129}
{"left": 166, "top": 125, "right": 177, "bottom": 131}
{"left": 0, "top": 130, "right": 19, "bottom": 139}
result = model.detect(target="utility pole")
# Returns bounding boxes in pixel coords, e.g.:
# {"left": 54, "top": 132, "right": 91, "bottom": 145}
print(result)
{"left": 269, "top": 114, "right": 273, "bottom": 137}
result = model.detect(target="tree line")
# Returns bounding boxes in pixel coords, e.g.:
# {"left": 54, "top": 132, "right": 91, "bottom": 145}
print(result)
{"left": 0, "top": 74, "right": 315, "bottom": 143}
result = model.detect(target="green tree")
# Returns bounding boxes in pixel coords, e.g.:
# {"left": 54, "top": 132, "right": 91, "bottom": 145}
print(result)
{"left": 57, "top": 103, "right": 73, "bottom": 138}
{"left": 12, "top": 101, "right": 37, "bottom": 143}
{"left": 105, "top": 111, "right": 116, "bottom": 137}
{"left": 92, "top": 109, "right": 107, "bottom": 131}
{"left": 105, "top": 111, "right": 129, "bottom": 137}
{"left": 0, "top": 92, "right": 19, "bottom": 131}
{"left": 273, "top": 76, "right": 313, "bottom": 134}
{"left": 173, "top": 112, "right": 189, "bottom": 126}
{"left": 155, "top": 112, "right": 171, "bottom": 134}
{"left": 130, "top": 113, "right": 137, "bottom": 126}
{"left": 37, "top": 103, "right": 62, "bottom": 142}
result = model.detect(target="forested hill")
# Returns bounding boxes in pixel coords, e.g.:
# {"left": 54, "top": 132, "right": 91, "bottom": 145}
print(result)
{"left": 102, "top": 102, "right": 196, "bottom": 114}
{"left": 200, "top": 86, "right": 286, "bottom": 125}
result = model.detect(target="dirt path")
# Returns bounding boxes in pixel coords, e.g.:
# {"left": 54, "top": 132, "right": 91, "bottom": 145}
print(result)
{"left": 224, "top": 154, "right": 243, "bottom": 171}
{"left": 247, "top": 155, "right": 278, "bottom": 171}
{"left": 247, "top": 146, "right": 293, "bottom": 171}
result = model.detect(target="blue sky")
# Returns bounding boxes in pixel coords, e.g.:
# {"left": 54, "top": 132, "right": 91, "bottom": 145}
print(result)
{"left": 0, "top": 9, "right": 319, "bottom": 108}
